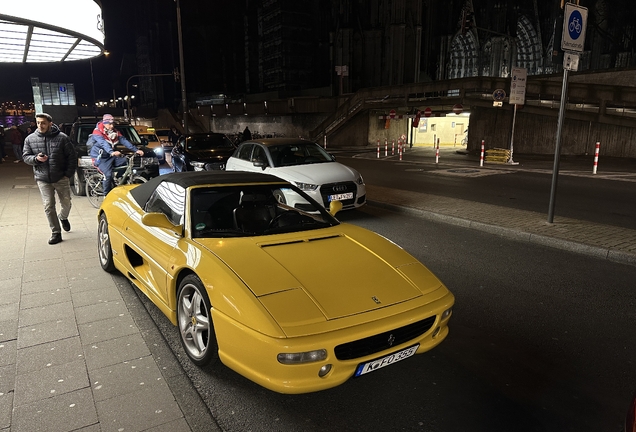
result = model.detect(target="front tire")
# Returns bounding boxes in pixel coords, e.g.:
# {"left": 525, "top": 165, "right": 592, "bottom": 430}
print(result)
{"left": 129, "top": 175, "right": 147, "bottom": 185}
{"left": 177, "top": 274, "right": 218, "bottom": 366}
{"left": 86, "top": 173, "right": 104, "bottom": 209}
{"left": 97, "top": 213, "right": 116, "bottom": 272}
{"left": 72, "top": 170, "right": 85, "bottom": 196}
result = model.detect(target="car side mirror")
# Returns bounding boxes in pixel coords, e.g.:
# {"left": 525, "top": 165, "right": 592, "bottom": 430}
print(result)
{"left": 141, "top": 138, "right": 149, "bottom": 145}
{"left": 330, "top": 153, "right": 336, "bottom": 161}
{"left": 328, "top": 200, "right": 343, "bottom": 216}
{"left": 141, "top": 212, "right": 182, "bottom": 235}
{"left": 253, "top": 160, "right": 268, "bottom": 170}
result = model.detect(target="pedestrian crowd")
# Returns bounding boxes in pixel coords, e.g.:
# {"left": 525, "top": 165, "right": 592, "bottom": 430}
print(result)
{"left": 0, "top": 120, "right": 36, "bottom": 163}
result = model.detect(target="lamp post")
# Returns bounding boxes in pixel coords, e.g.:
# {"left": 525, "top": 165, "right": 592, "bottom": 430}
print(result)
{"left": 176, "top": 0, "right": 188, "bottom": 133}
{"left": 126, "top": 73, "right": 175, "bottom": 124}
{"left": 89, "top": 59, "right": 96, "bottom": 112}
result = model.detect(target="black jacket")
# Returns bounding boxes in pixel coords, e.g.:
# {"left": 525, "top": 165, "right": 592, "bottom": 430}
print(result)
{"left": 23, "top": 124, "right": 77, "bottom": 183}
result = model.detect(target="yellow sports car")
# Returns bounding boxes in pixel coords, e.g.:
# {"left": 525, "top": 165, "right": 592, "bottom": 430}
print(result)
{"left": 97, "top": 171, "right": 454, "bottom": 394}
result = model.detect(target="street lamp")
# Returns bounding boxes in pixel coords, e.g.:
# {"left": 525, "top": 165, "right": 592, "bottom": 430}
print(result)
{"left": 89, "top": 51, "right": 109, "bottom": 112}
{"left": 175, "top": 0, "right": 188, "bottom": 133}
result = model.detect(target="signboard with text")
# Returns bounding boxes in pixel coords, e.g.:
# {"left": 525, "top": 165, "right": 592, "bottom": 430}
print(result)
{"left": 509, "top": 67, "right": 527, "bottom": 105}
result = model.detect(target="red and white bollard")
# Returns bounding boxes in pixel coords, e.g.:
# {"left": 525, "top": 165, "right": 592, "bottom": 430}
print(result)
{"left": 435, "top": 139, "right": 440, "bottom": 164}
{"left": 324, "top": 135, "right": 327, "bottom": 149}
{"left": 377, "top": 139, "right": 380, "bottom": 159}
{"left": 392, "top": 139, "right": 395, "bottom": 155}
{"left": 385, "top": 138, "right": 388, "bottom": 157}
{"left": 480, "top": 140, "right": 485, "bottom": 167}
{"left": 593, "top": 141, "right": 600, "bottom": 174}
{"left": 399, "top": 140, "right": 403, "bottom": 161}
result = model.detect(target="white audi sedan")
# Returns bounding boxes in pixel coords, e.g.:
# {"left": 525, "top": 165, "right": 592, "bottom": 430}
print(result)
{"left": 225, "top": 139, "right": 366, "bottom": 211}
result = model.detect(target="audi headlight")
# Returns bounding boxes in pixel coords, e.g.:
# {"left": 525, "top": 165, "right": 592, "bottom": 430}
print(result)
{"left": 356, "top": 175, "right": 364, "bottom": 185}
{"left": 294, "top": 181, "right": 319, "bottom": 191}
{"left": 190, "top": 161, "right": 206, "bottom": 171}
{"left": 277, "top": 349, "right": 327, "bottom": 364}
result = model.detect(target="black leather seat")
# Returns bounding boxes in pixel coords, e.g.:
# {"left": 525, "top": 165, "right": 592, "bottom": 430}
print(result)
{"left": 233, "top": 192, "right": 274, "bottom": 233}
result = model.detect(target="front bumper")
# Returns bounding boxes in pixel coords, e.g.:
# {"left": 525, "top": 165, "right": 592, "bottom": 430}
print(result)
{"left": 213, "top": 288, "right": 454, "bottom": 394}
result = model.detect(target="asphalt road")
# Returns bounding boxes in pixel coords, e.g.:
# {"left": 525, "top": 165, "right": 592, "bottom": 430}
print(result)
{"left": 339, "top": 154, "right": 636, "bottom": 230}
{"left": 123, "top": 204, "right": 636, "bottom": 432}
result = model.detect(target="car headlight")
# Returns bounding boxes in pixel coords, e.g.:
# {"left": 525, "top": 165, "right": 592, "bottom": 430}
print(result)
{"left": 294, "top": 181, "right": 319, "bottom": 191}
{"left": 356, "top": 175, "right": 364, "bottom": 185}
{"left": 153, "top": 147, "right": 164, "bottom": 156}
{"left": 190, "top": 161, "right": 206, "bottom": 171}
{"left": 277, "top": 349, "right": 327, "bottom": 364}
{"left": 141, "top": 156, "right": 159, "bottom": 166}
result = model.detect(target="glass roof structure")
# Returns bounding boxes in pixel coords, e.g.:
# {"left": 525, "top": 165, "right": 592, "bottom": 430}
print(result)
{"left": 0, "top": 1, "right": 105, "bottom": 63}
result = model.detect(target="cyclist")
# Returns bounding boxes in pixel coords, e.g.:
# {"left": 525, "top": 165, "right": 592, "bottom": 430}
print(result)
{"left": 89, "top": 114, "right": 144, "bottom": 195}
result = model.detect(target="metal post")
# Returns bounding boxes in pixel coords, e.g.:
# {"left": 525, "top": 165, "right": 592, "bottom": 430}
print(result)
{"left": 508, "top": 104, "right": 518, "bottom": 164}
{"left": 176, "top": 0, "right": 188, "bottom": 133}
{"left": 547, "top": 68, "right": 570, "bottom": 223}
{"left": 89, "top": 59, "right": 96, "bottom": 113}
{"left": 592, "top": 141, "right": 600, "bottom": 174}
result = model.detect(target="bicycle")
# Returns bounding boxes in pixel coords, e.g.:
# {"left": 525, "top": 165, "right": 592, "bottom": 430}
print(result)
{"left": 85, "top": 153, "right": 148, "bottom": 208}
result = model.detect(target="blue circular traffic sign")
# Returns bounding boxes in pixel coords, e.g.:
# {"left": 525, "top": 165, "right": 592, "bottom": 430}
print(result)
{"left": 492, "top": 89, "right": 506, "bottom": 101}
{"left": 568, "top": 10, "right": 583, "bottom": 40}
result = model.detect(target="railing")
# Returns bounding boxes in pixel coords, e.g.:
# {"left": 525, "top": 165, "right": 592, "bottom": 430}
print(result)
{"left": 309, "top": 75, "right": 636, "bottom": 141}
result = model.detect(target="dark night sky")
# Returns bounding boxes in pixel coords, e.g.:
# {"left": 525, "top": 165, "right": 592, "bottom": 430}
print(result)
{"left": 0, "top": 0, "right": 173, "bottom": 105}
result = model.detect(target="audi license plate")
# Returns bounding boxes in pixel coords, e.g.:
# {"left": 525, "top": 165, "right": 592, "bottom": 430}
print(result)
{"left": 354, "top": 344, "right": 419, "bottom": 377}
{"left": 328, "top": 192, "right": 353, "bottom": 202}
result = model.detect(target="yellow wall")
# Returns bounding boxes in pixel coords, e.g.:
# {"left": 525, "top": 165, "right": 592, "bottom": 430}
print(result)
{"left": 413, "top": 114, "right": 470, "bottom": 147}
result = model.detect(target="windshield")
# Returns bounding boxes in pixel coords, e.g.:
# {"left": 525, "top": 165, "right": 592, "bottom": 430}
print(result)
{"left": 117, "top": 126, "right": 142, "bottom": 145}
{"left": 268, "top": 142, "right": 333, "bottom": 167}
{"left": 140, "top": 133, "right": 159, "bottom": 142}
{"left": 189, "top": 184, "right": 339, "bottom": 238}
{"left": 186, "top": 135, "right": 234, "bottom": 151}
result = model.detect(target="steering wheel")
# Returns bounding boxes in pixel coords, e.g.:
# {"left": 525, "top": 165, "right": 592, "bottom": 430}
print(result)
{"left": 268, "top": 211, "right": 302, "bottom": 228}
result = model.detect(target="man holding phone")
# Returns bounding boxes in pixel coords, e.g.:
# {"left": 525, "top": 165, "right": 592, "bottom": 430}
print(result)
{"left": 23, "top": 113, "right": 77, "bottom": 245}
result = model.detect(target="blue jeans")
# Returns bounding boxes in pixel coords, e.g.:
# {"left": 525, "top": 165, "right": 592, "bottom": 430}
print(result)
{"left": 13, "top": 144, "right": 22, "bottom": 160}
{"left": 96, "top": 156, "right": 128, "bottom": 194}
{"left": 36, "top": 178, "right": 72, "bottom": 234}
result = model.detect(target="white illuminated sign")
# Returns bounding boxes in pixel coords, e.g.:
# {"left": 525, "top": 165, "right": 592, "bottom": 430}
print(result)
{"left": 0, "top": 0, "right": 105, "bottom": 63}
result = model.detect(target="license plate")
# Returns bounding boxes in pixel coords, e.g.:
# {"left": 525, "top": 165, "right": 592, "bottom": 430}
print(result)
{"left": 354, "top": 344, "right": 419, "bottom": 377}
{"left": 328, "top": 192, "right": 353, "bottom": 202}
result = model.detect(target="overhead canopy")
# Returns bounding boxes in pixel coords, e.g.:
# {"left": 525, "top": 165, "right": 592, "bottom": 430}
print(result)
{"left": 0, "top": 0, "right": 105, "bottom": 63}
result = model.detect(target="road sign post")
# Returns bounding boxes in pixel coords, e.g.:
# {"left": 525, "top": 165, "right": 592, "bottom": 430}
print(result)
{"left": 508, "top": 67, "right": 526, "bottom": 165}
{"left": 548, "top": 2, "right": 588, "bottom": 224}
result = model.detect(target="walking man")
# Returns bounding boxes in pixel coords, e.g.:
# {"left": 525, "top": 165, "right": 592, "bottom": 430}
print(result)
{"left": 89, "top": 114, "right": 144, "bottom": 195}
{"left": 23, "top": 113, "right": 77, "bottom": 245}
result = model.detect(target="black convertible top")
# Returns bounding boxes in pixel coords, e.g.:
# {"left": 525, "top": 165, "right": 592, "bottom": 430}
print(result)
{"left": 130, "top": 171, "right": 289, "bottom": 207}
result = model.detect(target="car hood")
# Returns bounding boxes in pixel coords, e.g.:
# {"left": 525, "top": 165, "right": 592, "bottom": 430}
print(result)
{"left": 184, "top": 149, "right": 235, "bottom": 161}
{"left": 194, "top": 225, "right": 443, "bottom": 332}
{"left": 268, "top": 162, "right": 359, "bottom": 185}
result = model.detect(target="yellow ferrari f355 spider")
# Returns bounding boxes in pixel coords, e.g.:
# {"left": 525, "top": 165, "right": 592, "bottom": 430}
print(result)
{"left": 97, "top": 171, "right": 454, "bottom": 394}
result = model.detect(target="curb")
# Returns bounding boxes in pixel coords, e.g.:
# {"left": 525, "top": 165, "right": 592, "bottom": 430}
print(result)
{"left": 366, "top": 200, "right": 636, "bottom": 267}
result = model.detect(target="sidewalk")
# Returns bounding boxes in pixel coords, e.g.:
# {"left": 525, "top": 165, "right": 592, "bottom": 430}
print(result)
{"left": 1, "top": 148, "right": 635, "bottom": 431}
{"left": 0, "top": 160, "right": 215, "bottom": 432}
